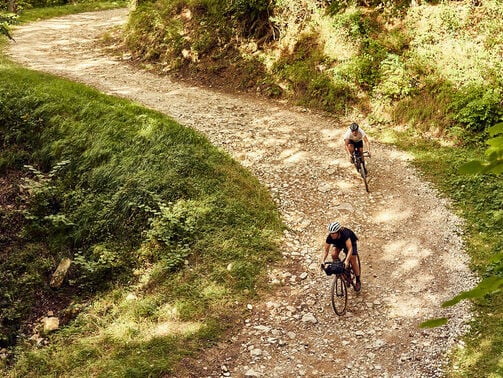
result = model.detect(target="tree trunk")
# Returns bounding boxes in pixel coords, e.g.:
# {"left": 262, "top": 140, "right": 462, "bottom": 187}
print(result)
{"left": 8, "top": 0, "right": 17, "bottom": 13}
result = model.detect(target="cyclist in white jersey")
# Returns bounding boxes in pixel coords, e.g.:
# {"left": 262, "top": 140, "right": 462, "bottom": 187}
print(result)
{"left": 343, "top": 122, "right": 371, "bottom": 163}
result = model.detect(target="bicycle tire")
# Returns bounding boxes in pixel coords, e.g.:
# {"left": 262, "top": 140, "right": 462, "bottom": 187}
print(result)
{"left": 360, "top": 161, "right": 369, "bottom": 192}
{"left": 331, "top": 274, "right": 348, "bottom": 315}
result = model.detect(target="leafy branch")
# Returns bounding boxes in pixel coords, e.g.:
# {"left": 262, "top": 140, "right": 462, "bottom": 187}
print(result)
{"left": 0, "top": 13, "right": 17, "bottom": 41}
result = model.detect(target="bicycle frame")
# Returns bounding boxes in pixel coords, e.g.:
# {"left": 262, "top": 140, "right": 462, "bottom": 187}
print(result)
{"left": 352, "top": 150, "right": 370, "bottom": 192}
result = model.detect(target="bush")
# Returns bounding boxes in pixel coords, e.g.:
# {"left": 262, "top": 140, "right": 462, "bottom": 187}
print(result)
{"left": 375, "top": 53, "right": 415, "bottom": 100}
{"left": 449, "top": 84, "right": 503, "bottom": 140}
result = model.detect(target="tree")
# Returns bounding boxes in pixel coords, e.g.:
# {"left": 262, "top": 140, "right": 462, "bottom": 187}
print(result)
{"left": 0, "top": 13, "right": 16, "bottom": 40}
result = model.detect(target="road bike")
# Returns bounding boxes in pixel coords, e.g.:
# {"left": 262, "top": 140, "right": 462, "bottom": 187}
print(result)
{"left": 322, "top": 252, "right": 361, "bottom": 316}
{"left": 351, "top": 150, "right": 370, "bottom": 192}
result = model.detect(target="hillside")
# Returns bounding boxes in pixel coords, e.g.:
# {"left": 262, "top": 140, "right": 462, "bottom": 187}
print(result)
{"left": 2, "top": 8, "right": 488, "bottom": 377}
{"left": 124, "top": 0, "right": 503, "bottom": 142}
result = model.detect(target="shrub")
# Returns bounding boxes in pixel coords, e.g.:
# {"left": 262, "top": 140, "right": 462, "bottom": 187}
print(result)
{"left": 375, "top": 53, "right": 415, "bottom": 100}
{"left": 449, "top": 84, "right": 503, "bottom": 140}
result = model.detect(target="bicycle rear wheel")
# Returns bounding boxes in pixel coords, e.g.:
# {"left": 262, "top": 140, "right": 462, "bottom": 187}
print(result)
{"left": 352, "top": 254, "right": 361, "bottom": 278}
{"left": 360, "top": 161, "right": 369, "bottom": 192}
{"left": 331, "top": 275, "right": 348, "bottom": 315}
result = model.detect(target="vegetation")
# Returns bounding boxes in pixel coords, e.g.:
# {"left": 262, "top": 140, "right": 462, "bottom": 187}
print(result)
{"left": 1, "top": 0, "right": 502, "bottom": 376}
{"left": 0, "top": 56, "right": 283, "bottom": 375}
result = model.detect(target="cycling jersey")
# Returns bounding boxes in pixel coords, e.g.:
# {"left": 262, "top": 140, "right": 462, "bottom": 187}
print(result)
{"left": 343, "top": 128, "right": 367, "bottom": 143}
{"left": 326, "top": 228, "right": 358, "bottom": 255}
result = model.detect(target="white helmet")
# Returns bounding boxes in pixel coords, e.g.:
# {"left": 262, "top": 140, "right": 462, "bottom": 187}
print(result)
{"left": 328, "top": 222, "right": 341, "bottom": 233}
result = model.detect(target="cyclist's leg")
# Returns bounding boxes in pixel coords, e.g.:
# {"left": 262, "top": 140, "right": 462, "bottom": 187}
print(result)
{"left": 347, "top": 142, "right": 355, "bottom": 163}
{"left": 331, "top": 247, "right": 342, "bottom": 261}
{"left": 349, "top": 254, "right": 360, "bottom": 276}
{"left": 355, "top": 141, "right": 364, "bottom": 162}
{"left": 350, "top": 243, "right": 361, "bottom": 278}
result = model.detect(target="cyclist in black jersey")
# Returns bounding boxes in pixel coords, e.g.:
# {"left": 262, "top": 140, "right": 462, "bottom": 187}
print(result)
{"left": 321, "top": 221, "right": 361, "bottom": 292}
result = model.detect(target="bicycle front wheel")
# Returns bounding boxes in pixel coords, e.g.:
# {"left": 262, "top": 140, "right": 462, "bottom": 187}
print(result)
{"left": 331, "top": 275, "right": 348, "bottom": 315}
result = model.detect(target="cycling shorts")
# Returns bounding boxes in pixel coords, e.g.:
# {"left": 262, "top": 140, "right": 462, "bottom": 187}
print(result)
{"left": 348, "top": 140, "right": 364, "bottom": 148}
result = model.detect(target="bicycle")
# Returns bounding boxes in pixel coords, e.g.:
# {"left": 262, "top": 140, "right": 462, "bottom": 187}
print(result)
{"left": 322, "top": 252, "right": 361, "bottom": 316}
{"left": 351, "top": 150, "right": 370, "bottom": 192}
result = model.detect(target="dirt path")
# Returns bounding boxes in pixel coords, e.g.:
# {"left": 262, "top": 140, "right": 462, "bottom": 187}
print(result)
{"left": 6, "top": 8, "right": 477, "bottom": 377}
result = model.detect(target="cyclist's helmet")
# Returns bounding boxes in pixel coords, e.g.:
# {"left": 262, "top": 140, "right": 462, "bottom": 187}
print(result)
{"left": 328, "top": 222, "right": 341, "bottom": 233}
{"left": 350, "top": 122, "right": 359, "bottom": 131}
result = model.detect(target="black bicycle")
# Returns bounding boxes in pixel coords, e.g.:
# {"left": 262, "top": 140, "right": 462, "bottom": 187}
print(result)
{"left": 352, "top": 150, "right": 370, "bottom": 192}
{"left": 322, "top": 252, "right": 361, "bottom": 315}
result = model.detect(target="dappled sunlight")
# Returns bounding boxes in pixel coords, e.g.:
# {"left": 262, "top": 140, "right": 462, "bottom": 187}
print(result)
{"left": 383, "top": 239, "right": 434, "bottom": 259}
{"left": 320, "top": 127, "right": 344, "bottom": 150}
{"left": 246, "top": 148, "right": 267, "bottom": 161}
{"left": 279, "top": 149, "right": 308, "bottom": 164}
{"left": 150, "top": 320, "right": 202, "bottom": 339}
{"left": 105, "top": 320, "right": 142, "bottom": 342}
{"left": 374, "top": 207, "right": 413, "bottom": 223}
{"left": 157, "top": 303, "right": 180, "bottom": 321}
{"left": 103, "top": 314, "right": 202, "bottom": 343}
{"left": 386, "top": 296, "right": 423, "bottom": 317}
{"left": 335, "top": 179, "right": 356, "bottom": 191}
{"left": 383, "top": 148, "right": 413, "bottom": 161}
{"left": 137, "top": 122, "right": 155, "bottom": 139}
{"left": 384, "top": 272, "right": 444, "bottom": 318}
{"left": 386, "top": 292, "right": 433, "bottom": 318}
{"left": 201, "top": 282, "right": 229, "bottom": 299}
{"left": 382, "top": 240, "right": 435, "bottom": 277}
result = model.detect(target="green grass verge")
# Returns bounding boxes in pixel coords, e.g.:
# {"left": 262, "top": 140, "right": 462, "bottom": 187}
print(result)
{"left": 13, "top": 1, "right": 127, "bottom": 23}
{"left": 379, "top": 129, "right": 503, "bottom": 378}
{"left": 0, "top": 57, "right": 283, "bottom": 376}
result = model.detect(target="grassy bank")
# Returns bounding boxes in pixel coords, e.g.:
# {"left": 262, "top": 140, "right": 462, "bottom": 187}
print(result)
{"left": 10, "top": 1, "right": 126, "bottom": 23}
{"left": 0, "top": 58, "right": 283, "bottom": 375}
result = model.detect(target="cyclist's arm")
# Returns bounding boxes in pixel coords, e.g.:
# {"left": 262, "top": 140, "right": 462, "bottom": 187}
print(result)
{"left": 363, "top": 135, "right": 371, "bottom": 156}
{"left": 321, "top": 242, "right": 330, "bottom": 265}
{"left": 344, "top": 139, "right": 352, "bottom": 156}
{"left": 344, "top": 239, "right": 353, "bottom": 268}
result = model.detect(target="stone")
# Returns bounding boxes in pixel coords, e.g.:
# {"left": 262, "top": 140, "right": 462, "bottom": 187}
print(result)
{"left": 42, "top": 317, "right": 59, "bottom": 333}
{"left": 49, "top": 257, "right": 72, "bottom": 288}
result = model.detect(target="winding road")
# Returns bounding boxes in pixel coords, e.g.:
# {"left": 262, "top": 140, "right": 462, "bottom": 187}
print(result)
{"left": 6, "top": 8, "right": 476, "bottom": 377}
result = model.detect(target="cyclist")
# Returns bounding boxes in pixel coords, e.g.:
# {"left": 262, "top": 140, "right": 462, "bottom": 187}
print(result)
{"left": 321, "top": 222, "right": 361, "bottom": 292}
{"left": 344, "top": 122, "right": 371, "bottom": 164}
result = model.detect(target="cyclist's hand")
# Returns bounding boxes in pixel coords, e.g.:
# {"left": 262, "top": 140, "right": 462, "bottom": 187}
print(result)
{"left": 368, "top": 151, "right": 372, "bottom": 158}
{"left": 344, "top": 260, "right": 350, "bottom": 269}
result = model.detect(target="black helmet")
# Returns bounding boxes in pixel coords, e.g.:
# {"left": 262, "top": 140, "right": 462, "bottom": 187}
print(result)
{"left": 350, "top": 122, "right": 359, "bottom": 131}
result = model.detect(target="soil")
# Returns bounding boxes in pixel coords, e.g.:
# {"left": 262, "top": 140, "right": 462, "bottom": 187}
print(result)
{"left": 6, "top": 8, "right": 478, "bottom": 378}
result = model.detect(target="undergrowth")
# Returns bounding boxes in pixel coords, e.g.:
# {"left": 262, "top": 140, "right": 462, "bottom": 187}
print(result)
{"left": 0, "top": 60, "right": 283, "bottom": 376}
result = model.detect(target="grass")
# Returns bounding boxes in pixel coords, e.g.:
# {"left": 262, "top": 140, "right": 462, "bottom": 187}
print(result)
{"left": 379, "top": 129, "right": 503, "bottom": 378}
{"left": 13, "top": 1, "right": 127, "bottom": 23}
{"left": 0, "top": 55, "right": 283, "bottom": 375}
